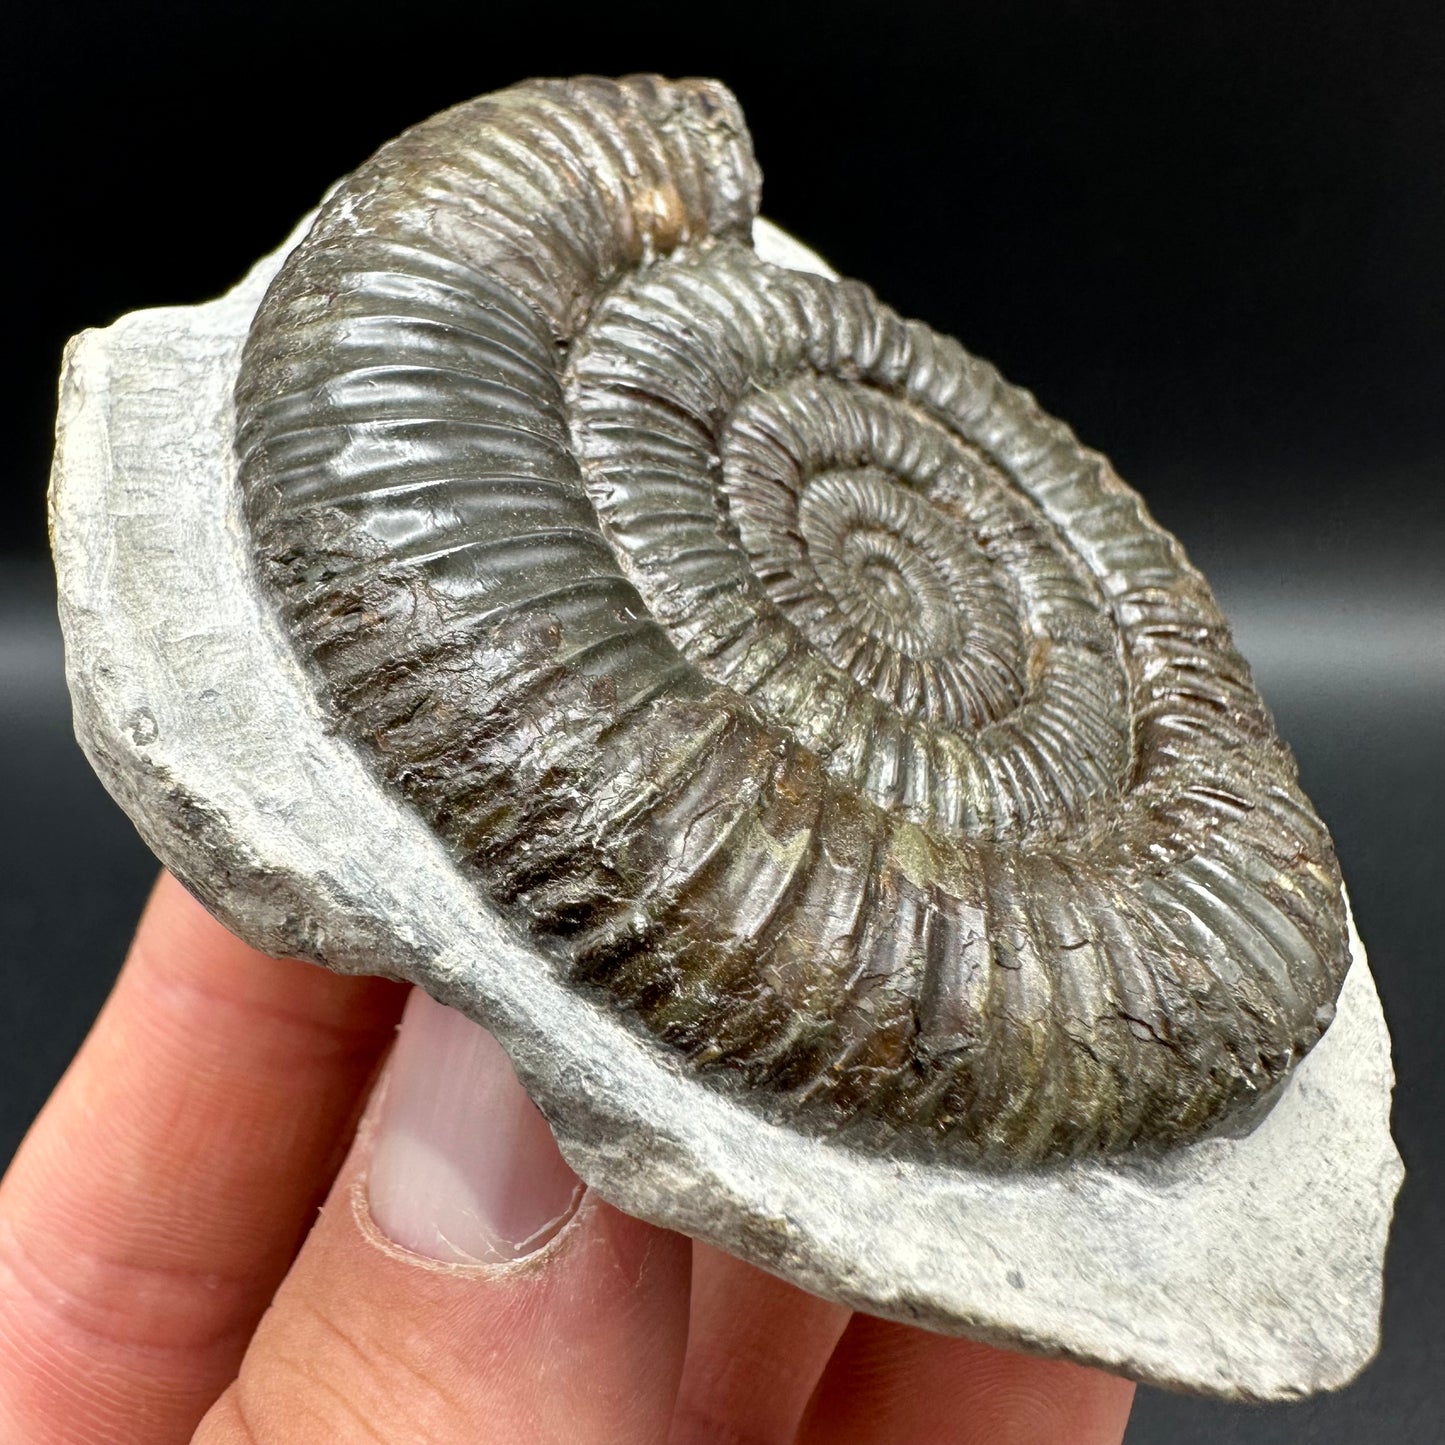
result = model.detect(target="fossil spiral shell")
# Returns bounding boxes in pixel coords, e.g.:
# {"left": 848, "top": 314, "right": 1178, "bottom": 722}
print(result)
{"left": 235, "top": 75, "right": 1350, "bottom": 1165}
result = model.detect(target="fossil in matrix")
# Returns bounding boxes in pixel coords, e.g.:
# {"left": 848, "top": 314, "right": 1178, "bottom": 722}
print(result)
{"left": 53, "top": 74, "right": 1399, "bottom": 1398}
{"left": 236, "top": 74, "right": 1350, "bottom": 1165}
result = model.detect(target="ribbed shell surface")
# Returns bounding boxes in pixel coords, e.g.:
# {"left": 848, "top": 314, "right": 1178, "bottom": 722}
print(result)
{"left": 234, "top": 75, "right": 1350, "bottom": 1165}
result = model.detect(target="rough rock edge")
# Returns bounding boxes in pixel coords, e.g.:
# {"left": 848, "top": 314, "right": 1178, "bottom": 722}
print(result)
{"left": 48, "top": 211, "right": 1403, "bottom": 1401}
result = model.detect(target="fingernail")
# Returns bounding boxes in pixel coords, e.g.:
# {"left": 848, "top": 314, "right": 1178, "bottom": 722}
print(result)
{"left": 367, "top": 988, "right": 582, "bottom": 1264}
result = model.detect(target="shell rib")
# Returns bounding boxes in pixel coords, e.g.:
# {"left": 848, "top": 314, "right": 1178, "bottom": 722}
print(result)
{"left": 235, "top": 74, "right": 1350, "bottom": 1165}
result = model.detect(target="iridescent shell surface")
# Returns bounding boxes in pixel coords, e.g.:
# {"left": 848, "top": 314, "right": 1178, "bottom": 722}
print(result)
{"left": 234, "top": 75, "right": 1350, "bottom": 1166}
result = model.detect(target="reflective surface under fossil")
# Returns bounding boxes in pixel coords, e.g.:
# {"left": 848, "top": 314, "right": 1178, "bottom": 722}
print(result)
{"left": 50, "top": 75, "right": 1401, "bottom": 1398}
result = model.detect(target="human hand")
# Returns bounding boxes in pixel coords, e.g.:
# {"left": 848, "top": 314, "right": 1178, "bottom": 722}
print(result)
{"left": 0, "top": 872, "right": 1135, "bottom": 1443}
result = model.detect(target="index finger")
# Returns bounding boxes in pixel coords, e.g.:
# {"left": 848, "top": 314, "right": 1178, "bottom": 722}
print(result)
{"left": 797, "top": 1314, "right": 1135, "bottom": 1444}
{"left": 0, "top": 872, "right": 405, "bottom": 1444}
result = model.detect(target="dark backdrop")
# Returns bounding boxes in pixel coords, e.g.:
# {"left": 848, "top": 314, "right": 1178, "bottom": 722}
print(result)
{"left": 2, "top": 3, "right": 1441, "bottom": 1440}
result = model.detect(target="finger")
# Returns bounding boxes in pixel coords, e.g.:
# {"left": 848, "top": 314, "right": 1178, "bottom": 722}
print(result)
{"left": 668, "top": 1241, "right": 850, "bottom": 1445}
{"left": 797, "top": 1316, "right": 1135, "bottom": 1445}
{"left": 0, "top": 872, "right": 406, "bottom": 1445}
{"left": 195, "top": 988, "right": 693, "bottom": 1444}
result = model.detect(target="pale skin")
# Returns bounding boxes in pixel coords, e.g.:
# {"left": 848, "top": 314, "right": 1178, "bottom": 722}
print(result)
{"left": 0, "top": 872, "right": 1136, "bottom": 1443}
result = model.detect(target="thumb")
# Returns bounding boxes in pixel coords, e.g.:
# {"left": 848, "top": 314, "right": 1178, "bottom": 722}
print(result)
{"left": 194, "top": 988, "right": 692, "bottom": 1444}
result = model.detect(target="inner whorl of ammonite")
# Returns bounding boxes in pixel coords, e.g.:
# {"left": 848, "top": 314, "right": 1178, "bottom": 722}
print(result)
{"left": 568, "top": 254, "right": 1131, "bottom": 837}
{"left": 235, "top": 75, "right": 1352, "bottom": 1166}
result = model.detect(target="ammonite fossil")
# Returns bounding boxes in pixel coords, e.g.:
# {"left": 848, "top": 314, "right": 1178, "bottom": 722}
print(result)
{"left": 51, "top": 68, "right": 1402, "bottom": 1397}
{"left": 232, "top": 73, "right": 1351, "bottom": 1167}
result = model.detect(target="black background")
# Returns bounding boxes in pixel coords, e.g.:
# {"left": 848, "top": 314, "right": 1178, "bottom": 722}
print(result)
{"left": 3, "top": 2, "right": 1441, "bottom": 1439}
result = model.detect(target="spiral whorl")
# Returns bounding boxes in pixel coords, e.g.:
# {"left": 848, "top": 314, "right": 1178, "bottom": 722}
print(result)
{"left": 236, "top": 75, "right": 1350, "bottom": 1164}
{"left": 569, "top": 245, "right": 1133, "bottom": 839}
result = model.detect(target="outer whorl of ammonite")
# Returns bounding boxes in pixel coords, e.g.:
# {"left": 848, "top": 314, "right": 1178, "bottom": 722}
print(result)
{"left": 234, "top": 75, "right": 1351, "bottom": 1165}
